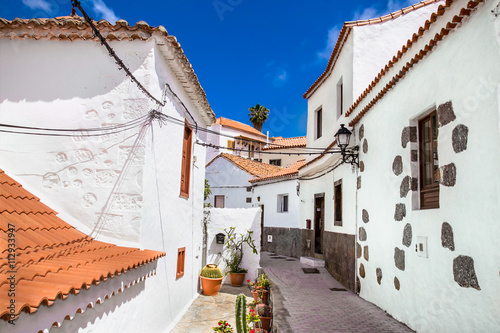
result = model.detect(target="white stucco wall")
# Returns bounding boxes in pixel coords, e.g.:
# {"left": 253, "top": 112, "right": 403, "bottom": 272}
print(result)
{"left": 0, "top": 37, "right": 210, "bottom": 332}
{"left": 205, "top": 157, "right": 254, "bottom": 208}
{"left": 252, "top": 179, "right": 300, "bottom": 229}
{"left": 205, "top": 208, "right": 262, "bottom": 283}
{"left": 351, "top": 1, "right": 500, "bottom": 332}
{"left": 351, "top": 1, "right": 443, "bottom": 99}
{"left": 260, "top": 149, "right": 306, "bottom": 168}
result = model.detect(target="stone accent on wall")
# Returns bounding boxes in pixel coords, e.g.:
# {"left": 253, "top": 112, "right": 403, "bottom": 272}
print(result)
{"left": 301, "top": 229, "right": 315, "bottom": 258}
{"left": 359, "top": 227, "right": 367, "bottom": 241}
{"left": 402, "top": 223, "right": 412, "bottom": 247}
{"left": 394, "top": 277, "right": 400, "bottom": 290}
{"left": 376, "top": 268, "right": 382, "bottom": 285}
{"left": 360, "top": 160, "right": 365, "bottom": 172}
{"left": 452, "top": 124, "right": 469, "bottom": 153}
{"left": 359, "top": 263, "right": 365, "bottom": 278}
{"left": 411, "top": 177, "right": 418, "bottom": 191}
{"left": 359, "top": 124, "right": 364, "bottom": 139}
{"left": 362, "top": 209, "right": 369, "bottom": 223}
{"left": 453, "top": 255, "right": 480, "bottom": 290}
{"left": 363, "top": 246, "right": 369, "bottom": 261}
{"left": 263, "top": 227, "right": 302, "bottom": 258}
{"left": 440, "top": 163, "right": 457, "bottom": 187}
{"left": 357, "top": 242, "right": 362, "bottom": 258}
{"left": 363, "top": 139, "right": 368, "bottom": 154}
{"left": 394, "top": 203, "right": 406, "bottom": 221}
{"left": 437, "top": 101, "right": 456, "bottom": 127}
{"left": 323, "top": 231, "right": 356, "bottom": 291}
{"left": 401, "top": 126, "right": 417, "bottom": 148}
{"left": 441, "top": 222, "right": 455, "bottom": 251}
{"left": 392, "top": 156, "right": 403, "bottom": 176}
{"left": 400, "top": 176, "right": 411, "bottom": 198}
{"left": 411, "top": 150, "right": 418, "bottom": 162}
{"left": 394, "top": 247, "right": 405, "bottom": 271}
{"left": 357, "top": 176, "right": 361, "bottom": 189}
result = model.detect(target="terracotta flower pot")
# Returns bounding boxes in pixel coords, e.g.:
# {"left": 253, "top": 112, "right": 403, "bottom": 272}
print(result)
{"left": 200, "top": 275, "right": 223, "bottom": 296}
{"left": 259, "top": 315, "right": 272, "bottom": 332}
{"left": 229, "top": 272, "right": 246, "bottom": 286}
{"left": 251, "top": 290, "right": 259, "bottom": 302}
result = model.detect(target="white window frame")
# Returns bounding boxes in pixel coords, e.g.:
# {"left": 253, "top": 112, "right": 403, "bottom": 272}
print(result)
{"left": 277, "top": 194, "right": 289, "bottom": 213}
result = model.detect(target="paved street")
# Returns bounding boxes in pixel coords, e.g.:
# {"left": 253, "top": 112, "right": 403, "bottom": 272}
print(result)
{"left": 172, "top": 252, "right": 414, "bottom": 332}
{"left": 261, "top": 252, "right": 413, "bottom": 333}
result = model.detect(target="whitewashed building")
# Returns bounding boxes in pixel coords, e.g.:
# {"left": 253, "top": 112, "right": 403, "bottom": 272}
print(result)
{"left": 205, "top": 153, "right": 281, "bottom": 208}
{"left": 206, "top": 117, "right": 269, "bottom": 162}
{"left": 251, "top": 159, "right": 305, "bottom": 257}
{"left": 0, "top": 13, "right": 215, "bottom": 332}
{"left": 297, "top": 0, "right": 500, "bottom": 332}
{"left": 260, "top": 136, "right": 307, "bottom": 167}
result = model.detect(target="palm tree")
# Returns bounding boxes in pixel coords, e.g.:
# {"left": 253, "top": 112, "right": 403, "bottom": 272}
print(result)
{"left": 248, "top": 104, "right": 270, "bottom": 132}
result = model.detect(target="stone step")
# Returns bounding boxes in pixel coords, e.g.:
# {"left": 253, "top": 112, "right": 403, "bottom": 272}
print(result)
{"left": 299, "top": 256, "right": 325, "bottom": 267}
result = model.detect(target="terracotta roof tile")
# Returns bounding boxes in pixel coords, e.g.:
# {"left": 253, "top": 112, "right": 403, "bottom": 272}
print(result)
{"left": 0, "top": 169, "right": 165, "bottom": 322}
{"left": 206, "top": 153, "right": 282, "bottom": 177}
{"left": 214, "top": 117, "right": 267, "bottom": 139}
{"left": 303, "top": 0, "right": 442, "bottom": 99}
{"left": 250, "top": 159, "right": 306, "bottom": 183}
{"left": 263, "top": 136, "right": 307, "bottom": 150}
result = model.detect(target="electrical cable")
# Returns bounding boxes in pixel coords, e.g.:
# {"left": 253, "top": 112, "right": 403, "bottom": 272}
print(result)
{"left": 71, "top": 0, "right": 165, "bottom": 108}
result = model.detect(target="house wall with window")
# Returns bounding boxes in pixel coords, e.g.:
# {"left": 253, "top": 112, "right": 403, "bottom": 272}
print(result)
{"left": 348, "top": 1, "right": 500, "bottom": 331}
{"left": 0, "top": 17, "right": 215, "bottom": 332}
{"left": 205, "top": 157, "right": 255, "bottom": 208}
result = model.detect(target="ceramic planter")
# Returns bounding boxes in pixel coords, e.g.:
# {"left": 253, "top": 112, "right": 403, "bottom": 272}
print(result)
{"left": 229, "top": 272, "right": 246, "bottom": 286}
{"left": 200, "top": 275, "right": 223, "bottom": 296}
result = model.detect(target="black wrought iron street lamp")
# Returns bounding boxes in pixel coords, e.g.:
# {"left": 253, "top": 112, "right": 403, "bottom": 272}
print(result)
{"left": 334, "top": 124, "right": 359, "bottom": 167}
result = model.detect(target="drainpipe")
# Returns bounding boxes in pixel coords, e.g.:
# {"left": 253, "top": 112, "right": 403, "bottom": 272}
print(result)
{"left": 353, "top": 125, "right": 359, "bottom": 294}
{"left": 202, "top": 210, "right": 210, "bottom": 267}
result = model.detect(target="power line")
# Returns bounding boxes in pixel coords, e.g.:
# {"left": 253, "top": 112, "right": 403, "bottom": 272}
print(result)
{"left": 71, "top": 0, "right": 165, "bottom": 107}
{"left": 196, "top": 141, "right": 342, "bottom": 156}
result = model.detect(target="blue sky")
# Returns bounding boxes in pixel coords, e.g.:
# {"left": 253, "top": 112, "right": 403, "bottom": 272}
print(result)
{"left": 0, "top": 0, "right": 416, "bottom": 137}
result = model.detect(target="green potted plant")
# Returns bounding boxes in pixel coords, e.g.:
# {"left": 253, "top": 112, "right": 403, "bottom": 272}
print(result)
{"left": 213, "top": 320, "right": 233, "bottom": 332}
{"left": 223, "top": 227, "right": 258, "bottom": 286}
{"left": 200, "top": 264, "right": 224, "bottom": 296}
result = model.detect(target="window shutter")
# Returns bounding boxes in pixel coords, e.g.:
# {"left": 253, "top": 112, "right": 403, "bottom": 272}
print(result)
{"left": 180, "top": 122, "right": 192, "bottom": 198}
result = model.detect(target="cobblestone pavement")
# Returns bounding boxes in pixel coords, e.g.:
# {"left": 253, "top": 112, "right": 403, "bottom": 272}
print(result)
{"left": 171, "top": 283, "right": 252, "bottom": 333}
{"left": 261, "top": 251, "right": 414, "bottom": 333}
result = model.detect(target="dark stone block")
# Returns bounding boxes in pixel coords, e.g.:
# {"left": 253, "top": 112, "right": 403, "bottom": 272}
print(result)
{"left": 392, "top": 156, "right": 403, "bottom": 176}
{"left": 362, "top": 139, "right": 368, "bottom": 154}
{"left": 400, "top": 175, "right": 411, "bottom": 198}
{"left": 437, "top": 101, "right": 456, "bottom": 127}
{"left": 362, "top": 209, "right": 369, "bottom": 223}
{"left": 376, "top": 268, "right": 382, "bottom": 285}
{"left": 411, "top": 177, "right": 418, "bottom": 191}
{"left": 359, "top": 263, "right": 365, "bottom": 278}
{"left": 411, "top": 150, "right": 418, "bottom": 162}
{"left": 263, "top": 227, "right": 302, "bottom": 258}
{"left": 440, "top": 163, "right": 457, "bottom": 187}
{"left": 441, "top": 222, "right": 455, "bottom": 251}
{"left": 359, "top": 227, "right": 367, "bottom": 241}
{"left": 357, "top": 176, "right": 361, "bottom": 189}
{"left": 363, "top": 246, "right": 369, "bottom": 261}
{"left": 402, "top": 223, "right": 412, "bottom": 247}
{"left": 323, "top": 231, "right": 356, "bottom": 292}
{"left": 452, "top": 124, "right": 469, "bottom": 153}
{"left": 357, "top": 242, "right": 362, "bottom": 258}
{"left": 359, "top": 124, "right": 364, "bottom": 139}
{"left": 394, "top": 203, "right": 406, "bottom": 221}
{"left": 394, "top": 277, "right": 400, "bottom": 290}
{"left": 453, "top": 255, "right": 480, "bottom": 290}
{"left": 401, "top": 127, "right": 416, "bottom": 148}
{"left": 360, "top": 160, "right": 365, "bottom": 172}
{"left": 394, "top": 247, "right": 405, "bottom": 271}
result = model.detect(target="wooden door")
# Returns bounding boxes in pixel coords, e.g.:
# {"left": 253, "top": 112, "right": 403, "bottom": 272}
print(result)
{"left": 314, "top": 196, "right": 325, "bottom": 254}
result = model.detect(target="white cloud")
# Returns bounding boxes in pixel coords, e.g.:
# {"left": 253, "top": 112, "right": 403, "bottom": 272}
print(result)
{"left": 273, "top": 70, "right": 288, "bottom": 87}
{"left": 22, "top": 0, "right": 52, "bottom": 13}
{"left": 92, "top": 0, "right": 119, "bottom": 23}
{"left": 317, "top": 26, "right": 340, "bottom": 61}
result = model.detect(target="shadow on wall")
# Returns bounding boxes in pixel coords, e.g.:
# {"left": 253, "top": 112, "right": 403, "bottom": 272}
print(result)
{"left": 0, "top": 40, "right": 149, "bottom": 103}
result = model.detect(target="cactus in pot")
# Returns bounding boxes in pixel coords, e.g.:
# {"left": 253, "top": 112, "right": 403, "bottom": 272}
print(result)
{"left": 201, "top": 264, "right": 223, "bottom": 278}
{"left": 200, "top": 264, "right": 224, "bottom": 296}
{"left": 235, "top": 294, "right": 248, "bottom": 333}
